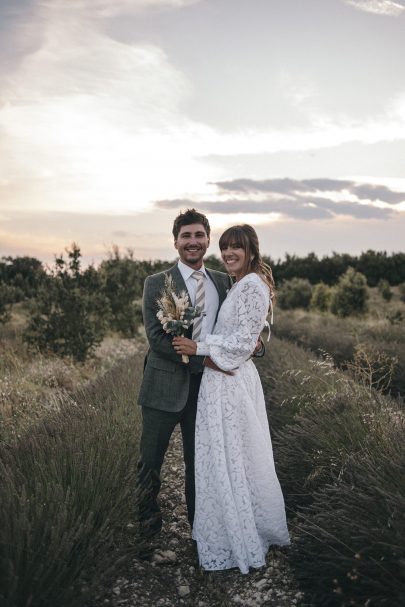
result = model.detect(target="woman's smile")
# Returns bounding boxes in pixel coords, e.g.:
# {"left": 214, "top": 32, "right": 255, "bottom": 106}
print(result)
{"left": 221, "top": 245, "right": 246, "bottom": 279}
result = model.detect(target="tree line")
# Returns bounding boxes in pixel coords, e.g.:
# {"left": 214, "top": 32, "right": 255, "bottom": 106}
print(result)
{"left": 1, "top": 246, "right": 405, "bottom": 361}
{"left": 1, "top": 248, "right": 405, "bottom": 300}
{"left": 268, "top": 250, "right": 405, "bottom": 286}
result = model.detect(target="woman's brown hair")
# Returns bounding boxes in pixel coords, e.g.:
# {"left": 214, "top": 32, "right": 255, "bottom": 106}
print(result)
{"left": 219, "top": 224, "right": 275, "bottom": 301}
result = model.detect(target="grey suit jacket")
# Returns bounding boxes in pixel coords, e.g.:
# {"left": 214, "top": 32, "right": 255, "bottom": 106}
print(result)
{"left": 138, "top": 263, "right": 232, "bottom": 412}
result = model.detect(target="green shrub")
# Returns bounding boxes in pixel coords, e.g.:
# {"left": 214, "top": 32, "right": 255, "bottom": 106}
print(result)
{"left": 0, "top": 353, "right": 145, "bottom": 607}
{"left": 274, "top": 377, "right": 395, "bottom": 506}
{"left": 310, "top": 282, "right": 333, "bottom": 312}
{"left": 399, "top": 283, "right": 405, "bottom": 304}
{"left": 259, "top": 337, "right": 405, "bottom": 606}
{"left": 24, "top": 244, "right": 109, "bottom": 362}
{"left": 0, "top": 256, "right": 46, "bottom": 301}
{"left": 330, "top": 267, "right": 369, "bottom": 317}
{"left": 277, "top": 278, "right": 313, "bottom": 310}
{"left": 99, "top": 247, "right": 145, "bottom": 337}
{"left": 0, "top": 283, "right": 14, "bottom": 324}
{"left": 377, "top": 278, "right": 393, "bottom": 301}
{"left": 292, "top": 423, "right": 405, "bottom": 606}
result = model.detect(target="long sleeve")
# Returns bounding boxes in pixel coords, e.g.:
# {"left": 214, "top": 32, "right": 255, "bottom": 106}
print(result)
{"left": 197, "top": 277, "right": 269, "bottom": 372}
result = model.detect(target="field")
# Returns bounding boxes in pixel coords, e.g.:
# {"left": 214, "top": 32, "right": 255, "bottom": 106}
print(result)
{"left": 1, "top": 283, "right": 404, "bottom": 606}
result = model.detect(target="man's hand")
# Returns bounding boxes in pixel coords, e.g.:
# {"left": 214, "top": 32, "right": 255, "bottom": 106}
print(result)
{"left": 172, "top": 336, "right": 197, "bottom": 356}
{"left": 203, "top": 356, "right": 235, "bottom": 376}
{"left": 253, "top": 336, "right": 265, "bottom": 358}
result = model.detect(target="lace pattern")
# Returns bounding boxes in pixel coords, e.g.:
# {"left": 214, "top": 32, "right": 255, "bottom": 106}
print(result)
{"left": 193, "top": 274, "right": 290, "bottom": 573}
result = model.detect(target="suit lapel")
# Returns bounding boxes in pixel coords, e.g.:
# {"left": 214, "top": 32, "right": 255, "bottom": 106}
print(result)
{"left": 168, "top": 264, "right": 191, "bottom": 300}
{"left": 167, "top": 264, "right": 195, "bottom": 338}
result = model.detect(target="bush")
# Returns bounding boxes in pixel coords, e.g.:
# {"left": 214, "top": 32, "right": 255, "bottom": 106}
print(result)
{"left": 330, "top": 267, "right": 369, "bottom": 317}
{"left": 346, "top": 343, "right": 397, "bottom": 393}
{"left": 0, "top": 256, "right": 46, "bottom": 301}
{"left": 275, "top": 376, "right": 396, "bottom": 507}
{"left": 0, "top": 353, "right": 145, "bottom": 607}
{"left": 99, "top": 247, "right": 145, "bottom": 337}
{"left": 277, "top": 278, "right": 312, "bottom": 310}
{"left": 310, "top": 282, "right": 333, "bottom": 312}
{"left": 258, "top": 337, "right": 405, "bottom": 606}
{"left": 0, "top": 283, "right": 14, "bottom": 324}
{"left": 24, "top": 244, "right": 109, "bottom": 362}
{"left": 377, "top": 278, "right": 393, "bottom": 302}
{"left": 292, "top": 438, "right": 405, "bottom": 606}
{"left": 399, "top": 283, "right": 405, "bottom": 304}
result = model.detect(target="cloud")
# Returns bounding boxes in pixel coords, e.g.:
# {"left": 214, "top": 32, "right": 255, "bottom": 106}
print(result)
{"left": 37, "top": 0, "right": 201, "bottom": 17}
{"left": 214, "top": 178, "right": 405, "bottom": 204}
{"left": 155, "top": 177, "right": 405, "bottom": 221}
{"left": 155, "top": 197, "right": 391, "bottom": 220}
{"left": 214, "top": 178, "right": 354, "bottom": 195}
{"left": 351, "top": 183, "right": 405, "bottom": 203}
{"left": 343, "top": 0, "right": 405, "bottom": 16}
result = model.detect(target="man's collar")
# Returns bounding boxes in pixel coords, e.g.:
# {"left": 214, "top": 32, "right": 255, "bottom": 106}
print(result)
{"left": 177, "top": 259, "right": 208, "bottom": 280}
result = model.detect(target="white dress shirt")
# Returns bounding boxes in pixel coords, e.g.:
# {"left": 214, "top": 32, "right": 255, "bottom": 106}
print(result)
{"left": 177, "top": 259, "right": 219, "bottom": 342}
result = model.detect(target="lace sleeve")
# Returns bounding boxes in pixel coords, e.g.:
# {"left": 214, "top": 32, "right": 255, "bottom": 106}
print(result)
{"left": 203, "top": 277, "right": 268, "bottom": 371}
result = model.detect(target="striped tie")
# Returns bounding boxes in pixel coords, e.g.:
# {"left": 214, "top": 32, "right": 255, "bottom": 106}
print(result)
{"left": 192, "top": 270, "right": 205, "bottom": 341}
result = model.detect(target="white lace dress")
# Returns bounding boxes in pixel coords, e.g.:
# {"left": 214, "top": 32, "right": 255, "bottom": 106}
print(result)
{"left": 193, "top": 273, "right": 290, "bottom": 574}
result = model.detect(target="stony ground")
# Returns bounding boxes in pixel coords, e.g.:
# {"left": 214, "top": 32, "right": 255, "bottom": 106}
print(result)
{"left": 97, "top": 428, "right": 309, "bottom": 607}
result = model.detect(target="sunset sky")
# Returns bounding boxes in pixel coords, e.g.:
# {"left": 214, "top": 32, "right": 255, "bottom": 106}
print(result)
{"left": 1, "top": 0, "right": 405, "bottom": 265}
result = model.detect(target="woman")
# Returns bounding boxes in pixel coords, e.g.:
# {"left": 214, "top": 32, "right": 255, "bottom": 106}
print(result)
{"left": 172, "top": 224, "right": 290, "bottom": 574}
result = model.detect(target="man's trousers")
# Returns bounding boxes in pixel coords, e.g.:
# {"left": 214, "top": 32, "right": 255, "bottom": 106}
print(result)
{"left": 136, "top": 373, "right": 202, "bottom": 537}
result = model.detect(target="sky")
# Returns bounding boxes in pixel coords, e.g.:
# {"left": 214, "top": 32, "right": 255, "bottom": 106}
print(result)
{"left": 0, "top": 0, "right": 405, "bottom": 265}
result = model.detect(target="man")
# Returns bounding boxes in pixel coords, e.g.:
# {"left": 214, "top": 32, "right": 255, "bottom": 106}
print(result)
{"left": 137, "top": 209, "right": 232, "bottom": 549}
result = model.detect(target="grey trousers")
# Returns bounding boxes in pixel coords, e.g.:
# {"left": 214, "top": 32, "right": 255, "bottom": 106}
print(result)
{"left": 137, "top": 373, "right": 202, "bottom": 536}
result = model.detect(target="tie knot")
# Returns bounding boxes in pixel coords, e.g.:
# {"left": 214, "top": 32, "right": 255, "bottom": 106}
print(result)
{"left": 192, "top": 270, "right": 204, "bottom": 281}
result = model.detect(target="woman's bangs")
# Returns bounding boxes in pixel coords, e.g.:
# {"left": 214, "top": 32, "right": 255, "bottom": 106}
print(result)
{"left": 219, "top": 227, "right": 246, "bottom": 251}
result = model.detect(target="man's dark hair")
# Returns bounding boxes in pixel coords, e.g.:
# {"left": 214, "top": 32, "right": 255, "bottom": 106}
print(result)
{"left": 172, "top": 208, "right": 211, "bottom": 240}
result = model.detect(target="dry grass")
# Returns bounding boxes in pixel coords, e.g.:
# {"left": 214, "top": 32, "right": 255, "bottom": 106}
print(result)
{"left": 0, "top": 324, "right": 142, "bottom": 443}
{"left": 272, "top": 302, "right": 405, "bottom": 398}
{"left": 0, "top": 351, "right": 146, "bottom": 607}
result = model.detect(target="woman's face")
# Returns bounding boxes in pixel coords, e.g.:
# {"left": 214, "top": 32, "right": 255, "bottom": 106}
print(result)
{"left": 221, "top": 242, "right": 247, "bottom": 280}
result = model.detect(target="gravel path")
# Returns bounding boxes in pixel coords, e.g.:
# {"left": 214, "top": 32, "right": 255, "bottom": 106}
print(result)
{"left": 100, "top": 428, "right": 307, "bottom": 607}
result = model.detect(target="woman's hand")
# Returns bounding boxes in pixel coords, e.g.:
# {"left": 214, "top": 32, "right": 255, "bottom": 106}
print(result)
{"left": 172, "top": 336, "right": 197, "bottom": 356}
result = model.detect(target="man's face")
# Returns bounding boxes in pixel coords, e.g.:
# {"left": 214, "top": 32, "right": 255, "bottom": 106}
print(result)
{"left": 174, "top": 223, "right": 210, "bottom": 268}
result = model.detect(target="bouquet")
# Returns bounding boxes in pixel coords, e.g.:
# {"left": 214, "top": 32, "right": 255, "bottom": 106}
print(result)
{"left": 156, "top": 274, "right": 201, "bottom": 363}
